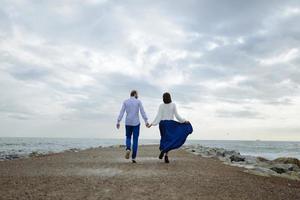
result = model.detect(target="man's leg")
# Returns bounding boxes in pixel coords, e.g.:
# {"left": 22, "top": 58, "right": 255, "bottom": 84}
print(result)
{"left": 125, "top": 125, "right": 133, "bottom": 159}
{"left": 131, "top": 124, "right": 140, "bottom": 160}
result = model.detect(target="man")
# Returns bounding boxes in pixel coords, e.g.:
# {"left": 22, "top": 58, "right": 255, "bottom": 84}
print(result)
{"left": 117, "top": 90, "right": 149, "bottom": 163}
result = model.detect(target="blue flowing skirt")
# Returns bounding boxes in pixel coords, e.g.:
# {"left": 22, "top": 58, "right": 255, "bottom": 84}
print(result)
{"left": 159, "top": 120, "right": 193, "bottom": 153}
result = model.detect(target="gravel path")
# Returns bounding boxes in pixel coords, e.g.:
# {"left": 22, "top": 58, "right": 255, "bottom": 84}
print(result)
{"left": 0, "top": 145, "right": 299, "bottom": 200}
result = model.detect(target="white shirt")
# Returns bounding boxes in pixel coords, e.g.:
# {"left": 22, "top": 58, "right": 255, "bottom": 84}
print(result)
{"left": 151, "top": 102, "right": 186, "bottom": 126}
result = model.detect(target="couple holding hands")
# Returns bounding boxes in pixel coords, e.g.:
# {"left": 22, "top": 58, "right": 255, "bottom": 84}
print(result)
{"left": 116, "top": 90, "right": 193, "bottom": 163}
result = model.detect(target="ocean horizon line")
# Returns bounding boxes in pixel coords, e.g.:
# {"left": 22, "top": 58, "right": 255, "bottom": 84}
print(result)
{"left": 1, "top": 136, "right": 300, "bottom": 143}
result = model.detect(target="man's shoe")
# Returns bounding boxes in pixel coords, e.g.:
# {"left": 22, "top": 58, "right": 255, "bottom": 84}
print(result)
{"left": 164, "top": 155, "right": 169, "bottom": 163}
{"left": 132, "top": 159, "right": 137, "bottom": 163}
{"left": 125, "top": 150, "right": 131, "bottom": 159}
{"left": 159, "top": 151, "right": 164, "bottom": 159}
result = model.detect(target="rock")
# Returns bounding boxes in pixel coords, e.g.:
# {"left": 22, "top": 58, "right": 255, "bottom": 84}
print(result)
{"left": 286, "top": 171, "right": 300, "bottom": 180}
{"left": 244, "top": 156, "right": 258, "bottom": 165}
{"left": 256, "top": 156, "right": 270, "bottom": 162}
{"left": 224, "top": 150, "right": 239, "bottom": 157}
{"left": 272, "top": 157, "right": 300, "bottom": 168}
{"left": 230, "top": 154, "right": 245, "bottom": 162}
{"left": 246, "top": 167, "right": 278, "bottom": 177}
{"left": 269, "top": 164, "right": 295, "bottom": 174}
{"left": 270, "top": 166, "right": 286, "bottom": 174}
{"left": 5, "top": 154, "right": 20, "bottom": 160}
{"left": 216, "top": 150, "right": 226, "bottom": 157}
{"left": 229, "top": 155, "right": 244, "bottom": 162}
{"left": 68, "top": 148, "right": 80, "bottom": 152}
{"left": 29, "top": 151, "right": 44, "bottom": 157}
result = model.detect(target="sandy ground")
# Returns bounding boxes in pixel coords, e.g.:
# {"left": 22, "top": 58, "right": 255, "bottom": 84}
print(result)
{"left": 0, "top": 145, "right": 299, "bottom": 200}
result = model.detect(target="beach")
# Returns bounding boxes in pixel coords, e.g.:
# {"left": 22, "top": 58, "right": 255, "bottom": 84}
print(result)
{"left": 1, "top": 145, "right": 300, "bottom": 200}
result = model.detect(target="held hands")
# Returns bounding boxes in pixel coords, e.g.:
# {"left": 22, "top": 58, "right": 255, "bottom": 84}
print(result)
{"left": 117, "top": 123, "right": 152, "bottom": 129}
{"left": 146, "top": 123, "right": 152, "bottom": 128}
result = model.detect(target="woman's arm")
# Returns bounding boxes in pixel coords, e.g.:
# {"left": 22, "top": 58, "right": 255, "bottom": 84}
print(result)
{"left": 174, "top": 103, "right": 186, "bottom": 123}
{"left": 151, "top": 105, "right": 162, "bottom": 126}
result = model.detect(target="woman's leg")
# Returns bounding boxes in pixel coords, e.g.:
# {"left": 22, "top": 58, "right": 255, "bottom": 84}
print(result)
{"left": 159, "top": 122, "right": 166, "bottom": 159}
{"left": 159, "top": 151, "right": 164, "bottom": 159}
{"left": 164, "top": 151, "right": 169, "bottom": 163}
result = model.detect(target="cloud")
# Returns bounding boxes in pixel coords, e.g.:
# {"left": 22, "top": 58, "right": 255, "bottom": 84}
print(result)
{"left": 216, "top": 109, "right": 264, "bottom": 119}
{"left": 1, "top": 0, "right": 300, "bottom": 140}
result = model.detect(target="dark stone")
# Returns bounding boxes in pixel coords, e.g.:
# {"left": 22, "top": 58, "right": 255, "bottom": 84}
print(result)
{"left": 256, "top": 157, "right": 270, "bottom": 162}
{"left": 5, "top": 154, "right": 20, "bottom": 160}
{"left": 230, "top": 155, "right": 245, "bottom": 162}
{"left": 216, "top": 151, "right": 225, "bottom": 157}
{"left": 272, "top": 157, "right": 300, "bottom": 168}
{"left": 269, "top": 164, "right": 295, "bottom": 174}
{"left": 29, "top": 151, "right": 44, "bottom": 157}
{"left": 270, "top": 167, "right": 287, "bottom": 174}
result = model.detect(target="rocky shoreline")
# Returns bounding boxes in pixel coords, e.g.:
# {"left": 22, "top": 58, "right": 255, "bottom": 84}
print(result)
{"left": 0, "top": 147, "right": 84, "bottom": 161}
{"left": 184, "top": 145, "right": 300, "bottom": 181}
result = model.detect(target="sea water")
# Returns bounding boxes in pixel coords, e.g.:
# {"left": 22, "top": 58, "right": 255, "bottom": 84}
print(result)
{"left": 0, "top": 137, "right": 299, "bottom": 160}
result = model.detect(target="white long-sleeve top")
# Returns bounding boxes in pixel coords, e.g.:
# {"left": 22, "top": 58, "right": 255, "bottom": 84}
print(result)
{"left": 151, "top": 102, "right": 186, "bottom": 126}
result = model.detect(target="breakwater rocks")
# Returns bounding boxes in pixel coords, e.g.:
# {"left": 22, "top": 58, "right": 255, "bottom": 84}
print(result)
{"left": 184, "top": 145, "right": 300, "bottom": 181}
{"left": 0, "top": 147, "right": 97, "bottom": 161}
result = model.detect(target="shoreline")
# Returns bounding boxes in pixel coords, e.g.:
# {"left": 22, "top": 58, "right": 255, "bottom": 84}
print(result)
{"left": 2, "top": 138, "right": 300, "bottom": 161}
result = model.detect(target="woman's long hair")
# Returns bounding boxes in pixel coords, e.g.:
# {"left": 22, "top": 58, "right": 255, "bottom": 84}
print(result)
{"left": 163, "top": 92, "right": 172, "bottom": 104}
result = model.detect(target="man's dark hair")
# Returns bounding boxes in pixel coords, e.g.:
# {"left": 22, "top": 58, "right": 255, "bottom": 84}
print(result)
{"left": 163, "top": 92, "right": 172, "bottom": 104}
{"left": 130, "top": 90, "right": 138, "bottom": 97}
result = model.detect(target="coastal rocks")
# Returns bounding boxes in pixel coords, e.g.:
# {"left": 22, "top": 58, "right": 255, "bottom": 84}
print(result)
{"left": 256, "top": 157, "right": 270, "bottom": 162}
{"left": 268, "top": 157, "right": 300, "bottom": 174}
{"left": 64, "top": 148, "right": 80, "bottom": 153}
{"left": 230, "top": 154, "right": 245, "bottom": 162}
{"left": 4, "top": 154, "right": 20, "bottom": 160}
{"left": 187, "top": 145, "right": 242, "bottom": 161}
{"left": 286, "top": 171, "right": 300, "bottom": 180}
{"left": 272, "top": 157, "right": 300, "bottom": 168}
{"left": 185, "top": 145, "right": 300, "bottom": 181}
{"left": 245, "top": 167, "right": 278, "bottom": 177}
{"left": 29, "top": 151, "right": 44, "bottom": 157}
{"left": 270, "top": 164, "right": 294, "bottom": 174}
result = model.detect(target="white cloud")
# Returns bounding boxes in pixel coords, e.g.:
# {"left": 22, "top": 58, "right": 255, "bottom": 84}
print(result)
{"left": 259, "top": 48, "right": 299, "bottom": 65}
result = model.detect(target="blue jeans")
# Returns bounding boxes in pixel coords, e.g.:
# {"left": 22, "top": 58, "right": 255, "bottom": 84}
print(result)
{"left": 125, "top": 124, "right": 140, "bottom": 159}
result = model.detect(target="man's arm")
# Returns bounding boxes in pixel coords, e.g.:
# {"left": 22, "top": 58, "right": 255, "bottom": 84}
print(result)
{"left": 116, "top": 102, "right": 126, "bottom": 129}
{"left": 139, "top": 101, "right": 148, "bottom": 124}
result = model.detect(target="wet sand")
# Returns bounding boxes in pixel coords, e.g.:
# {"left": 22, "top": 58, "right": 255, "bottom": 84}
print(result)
{"left": 0, "top": 145, "right": 299, "bottom": 200}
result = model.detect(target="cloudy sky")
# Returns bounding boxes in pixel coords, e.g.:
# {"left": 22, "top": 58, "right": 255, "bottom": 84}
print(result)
{"left": 1, "top": 0, "right": 300, "bottom": 140}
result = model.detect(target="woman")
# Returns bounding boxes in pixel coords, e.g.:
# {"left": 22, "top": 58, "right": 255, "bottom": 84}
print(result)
{"left": 148, "top": 92, "right": 193, "bottom": 163}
